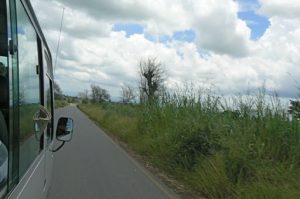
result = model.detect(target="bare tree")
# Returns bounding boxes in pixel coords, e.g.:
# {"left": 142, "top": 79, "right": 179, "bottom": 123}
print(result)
{"left": 139, "top": 57, "right": 165, "bottom": 103}
{"left": 90, "top": 84, "right": 110, "bottom": 103}
{"left": 78, "top": 89, "right": 89, "bottom": 104}
{"left": 121, "top": 85, "right": 136, "bottom": 104}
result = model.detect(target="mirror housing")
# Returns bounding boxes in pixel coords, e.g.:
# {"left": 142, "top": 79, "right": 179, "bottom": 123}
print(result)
{"left": 56, "top": 117, "right": 73, "bottom": 142}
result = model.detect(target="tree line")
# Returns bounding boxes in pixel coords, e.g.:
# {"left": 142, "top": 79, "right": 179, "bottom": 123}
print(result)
{"left": 77, "top": 57, "right": 165, "bottom": 105}
{"left": 78, "top": 84, "right": 111, "bottom": 104}
{"left": 57, "top": 56, "right": 300, "bottom": 120}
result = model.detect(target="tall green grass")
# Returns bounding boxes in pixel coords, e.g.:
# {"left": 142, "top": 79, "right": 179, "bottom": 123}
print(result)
{"left": 79, "top": 89, "right": 300, "bottom": 198}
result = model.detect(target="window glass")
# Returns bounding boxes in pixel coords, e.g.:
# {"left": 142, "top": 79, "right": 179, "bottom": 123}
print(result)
{"left": 16, "top": 1, "right": 41, "bottom": 177}
{"left": 45, "top": 76, "right": 53, "bottom": 145}
{"left": 0, "top": 68, "right": 8, "bottom": 198}
{"left": 0, "top": 0, "right": 8, "bottom": 57}
{"left": 0, "top": 0, "right": 9, "bottom": 197}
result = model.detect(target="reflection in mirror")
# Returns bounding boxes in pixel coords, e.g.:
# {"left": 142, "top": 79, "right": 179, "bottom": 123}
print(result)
{"left": 34, "top": 121, "right": 40, "bottom": 134}
{"left": 56, "top": 117, "right": 73, "bottom": 142}
{"left": 33, "top": 121, "right": 42, "bottom": 141}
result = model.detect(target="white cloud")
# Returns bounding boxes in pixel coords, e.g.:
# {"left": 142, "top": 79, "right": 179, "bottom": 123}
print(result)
{"left": 34, "top": 0, "right": 251, "bottom": 57}
{"left": 29, "top": 0, "right": 300, "bottom": 99}
{"left": 259, "top": 0, "right": 300, "bottom": 19}
{"left": 32, "top": 0, "right": 112, "bottom": 39}
{"left": 191, "top": 0, "right": 251, "bottom": 56}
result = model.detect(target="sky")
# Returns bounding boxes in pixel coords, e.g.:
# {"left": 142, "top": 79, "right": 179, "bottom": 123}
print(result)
{"left": 30, "top": 0, "right": 300, "bottom": 100}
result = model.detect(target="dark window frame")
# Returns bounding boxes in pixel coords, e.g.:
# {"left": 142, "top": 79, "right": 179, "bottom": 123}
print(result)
{"left": 44, "top": 51, "right": 54, "bottom": 142}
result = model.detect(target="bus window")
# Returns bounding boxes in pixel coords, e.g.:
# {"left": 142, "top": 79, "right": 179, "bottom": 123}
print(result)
{"left": 0, "top": 0, "right": 8, "bottom": 197}
{"left": 16, "top": 1, "right": 41, "bottom": 177}
{"left": 0, "top": 74, "right": 8, "bottom": 198}
{"left": 45, "top": 76, "right": 53, "bottom": 145}
{"left": 0, "top": 0, "right": 7, "bottom": 57}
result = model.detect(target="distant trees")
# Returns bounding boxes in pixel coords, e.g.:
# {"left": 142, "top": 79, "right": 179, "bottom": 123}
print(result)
{"left": 78, "top": 89, "right": 89, "bottom": 104}
{"left": 90, "top": 84, "right": 110, "bottom": 103}
{"left": 121, "top": 85, "right": 136, "bottom": 104}
{"left": 139, "top": 57, "right": 165, "bottom": 103}
{"left": 288, "top": 100, "right": 300, "bottom": 120}
{"left": 78, "top": 84, "right": 110, "bottom": 104}
{"left": 77, "top": 57, "right": 166, "bottom": 105}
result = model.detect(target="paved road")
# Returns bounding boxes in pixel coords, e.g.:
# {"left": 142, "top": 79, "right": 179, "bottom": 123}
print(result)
{"left": 47, "top": 106, "right": 180, "bottom": 199}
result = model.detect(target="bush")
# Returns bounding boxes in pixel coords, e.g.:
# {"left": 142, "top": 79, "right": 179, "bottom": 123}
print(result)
{"left": 173, "top": 128, "right": 221, "bottom": 170}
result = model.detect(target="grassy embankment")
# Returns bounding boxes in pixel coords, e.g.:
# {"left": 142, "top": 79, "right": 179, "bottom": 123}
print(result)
{"left": 79, "top": 90, "right": 300, "bottom": 199}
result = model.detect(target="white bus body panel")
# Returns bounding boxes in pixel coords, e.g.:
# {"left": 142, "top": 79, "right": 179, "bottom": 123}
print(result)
{"left": 7, "top": 146, "right": 53, "bottom": 199}
{"left": 8, "top": 153, "right": 44, "bottom": 199}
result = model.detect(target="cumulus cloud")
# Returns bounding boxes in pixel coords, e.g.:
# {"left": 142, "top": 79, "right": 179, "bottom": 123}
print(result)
{"left": 34, "top": 0, "right": 251, "bottom": 57}
{"left": 191, "top": 0, "right": 251, "bottom": 56}
{"left": 54, "top": 31, "right": 299, "bottom": 98}
{"left": 31, "top": 0, "right": 112, "bottom": 40}
{"left": 29, "top": 0, "right": 300, "bottom": 99}
{"left": 259, "top": 0, "right": 300, "bottom": 19}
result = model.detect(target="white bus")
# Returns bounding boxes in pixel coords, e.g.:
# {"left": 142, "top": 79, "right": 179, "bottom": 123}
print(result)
{"left": 0, "top": 0, "right": 73, "bottom": 198}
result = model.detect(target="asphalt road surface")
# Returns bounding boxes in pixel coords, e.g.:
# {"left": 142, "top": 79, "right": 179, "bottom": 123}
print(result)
{"left": 47, "top": 106, "right": 180, "bottom": 199}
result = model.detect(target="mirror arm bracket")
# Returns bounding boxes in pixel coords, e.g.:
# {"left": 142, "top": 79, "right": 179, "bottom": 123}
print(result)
{"left": 51, "top": 141, "right": 65, "bottom": 152}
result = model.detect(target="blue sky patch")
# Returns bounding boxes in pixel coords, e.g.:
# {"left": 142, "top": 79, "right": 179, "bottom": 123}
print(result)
{"left": 159, "top": 35, "right": 172, "bottom": 43}
{"left": 113, "top": 22, "right": 196, "bottom": 44}
{"left": 237, "top": 0, "right": 270, "bottom": 40}
{"left": 113, "top": 23, "right": 144, "bottom": 37}
{"left": 238, "top": 0, "right": 260, "bottom": 12}
{"left": 173, "top": 30, "right": 196, "bottom": 42}
{"left": 238, "top": 11, "right": 270, "bottom": 40}
{"left": 144, "top": 34, "right": 158, "bottom": 42}
{"left": 145, "top": 30, "right": 196, "bottom": 44}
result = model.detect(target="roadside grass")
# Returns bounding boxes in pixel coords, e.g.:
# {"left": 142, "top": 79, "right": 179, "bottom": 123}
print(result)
{"left": 78, "top": 90, "right": 300, "bottom": 199}
{"left": 55, "top": 99, "right": 68, "bottom": 109}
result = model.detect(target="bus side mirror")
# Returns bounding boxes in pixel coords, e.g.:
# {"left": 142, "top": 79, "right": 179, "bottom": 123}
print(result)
{"left": 56, "top": 117, "right": 73, "bottom": 142}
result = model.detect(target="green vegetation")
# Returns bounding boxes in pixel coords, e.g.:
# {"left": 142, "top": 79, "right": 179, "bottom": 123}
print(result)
{"left": 54, "top": 99, "right": 68, "bottom": 108}
{"left": 289, "top": 100, "right": 300, "bottom": 120}
{"left": 54, "top": 81, "right": 79, "bottom": 108}
{"left": 19, "top": 104, "right": 40, "bottom": 141}
{"left": 79, "top": 90, "right": 300, "bottom": 199}
{"left": 54, "top": 95, "right": 79, "bottom": 108}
